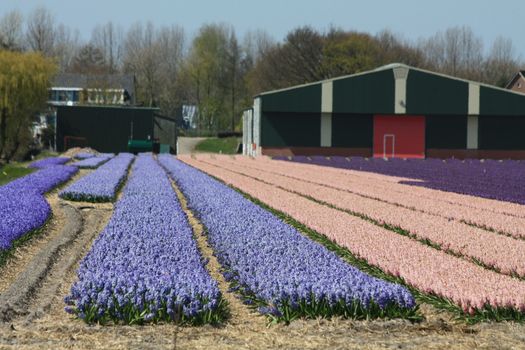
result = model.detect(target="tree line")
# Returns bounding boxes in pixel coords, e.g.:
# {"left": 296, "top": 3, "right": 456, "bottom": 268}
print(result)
{"left": 0, "top": 6, "right": 523, "bottom": 150}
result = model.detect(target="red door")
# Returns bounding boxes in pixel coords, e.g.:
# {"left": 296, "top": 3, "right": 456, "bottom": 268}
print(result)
{"left": 373, "top": 115, "right": 425, "bottom": 159}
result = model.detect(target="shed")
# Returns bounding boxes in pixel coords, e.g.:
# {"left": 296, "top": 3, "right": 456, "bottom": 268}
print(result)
{"left": 56, "top": 105, "right": 177, "bottom": 153}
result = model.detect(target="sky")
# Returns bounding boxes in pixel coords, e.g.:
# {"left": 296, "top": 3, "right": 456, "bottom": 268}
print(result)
{"left": 1, "top": 0, "right": 524, "bottom": 59}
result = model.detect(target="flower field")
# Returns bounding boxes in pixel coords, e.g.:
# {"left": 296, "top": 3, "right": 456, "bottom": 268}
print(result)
{"left": 3, "top": 151, "right": 525, "bottom": 335}
{"left": 179, "top": 154, "right": 525, "bottom": 319}
{"left": 278, "top": 156, "right": 525, "bottom": 205}
{"left": 65, "top": 154, "right": 225, "bottom": 325}
{"left": 159, "top": 155, "right": 417, "bottom": 323}
{"left": 60, "top": 153, "right": 134, "bottom": 202}
{"left": 1, "top": 164, "right": 77, "bottom": 251}
{"left": 204, "top": 156, "right": 525, "bottom": 277}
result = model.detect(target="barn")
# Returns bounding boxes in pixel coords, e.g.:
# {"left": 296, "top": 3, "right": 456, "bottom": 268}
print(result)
{"left": 242, "top": 63, "right": 525, "bottom": 159}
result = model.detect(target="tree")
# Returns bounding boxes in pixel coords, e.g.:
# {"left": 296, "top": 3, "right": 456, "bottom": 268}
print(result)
{"left": 418, "top": 26, "right": 484, "bottom": 80}
{"left": 184, "top": 23, "right": 232, "bottom": 132}
{"left": 123, "top": 22, "right": 161, "bottom": 107}
{"left": 322, "top": 29, "right": 382, "bottom": 77}
{"left": 0, "top": 51, "right": 56, "bottom": 162}
{"left": 91, "top": 22, "right": 124, "bottom": 73}
{"left": 0, "top": 10, "right": 23, "bottom": 51}
{"left": 70, "top": 44, "right": 108, "bottom": 74}
{"left": 154, "top": 25, "right": 185, "bottom": 117}
{"left": 483, "top": 36, "right": 520, "bottom": 87}
{"left": 25, "top": 7, "right": 56, "bottom": 56}
{"left": 54, "top": 24, "right": 80, "bottom": 72}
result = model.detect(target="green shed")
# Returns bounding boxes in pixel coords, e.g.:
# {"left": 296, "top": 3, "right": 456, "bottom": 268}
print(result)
{"left": 57, "top": 106, "right": 177, "bottom": 153}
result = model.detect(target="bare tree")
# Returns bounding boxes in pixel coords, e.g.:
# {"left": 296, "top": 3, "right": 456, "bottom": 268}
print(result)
{"left": 123, "top": 22, "right": 163, "bottom": 107}
{"left": 0, "top": 10, "right": 23, "bottom": 50}
{"left": 419, "top": 26, "right": 483, "bottom": 80}
{"left": 91, "top": 22, "right": 124, "bottom": 73}
{"left": 54, "top": 24, "right": 80, "bottom": 72}
{"left": 25, "top": 6, "right": 56, "bottom": 56}
{"left": 484, "top": 36, "right": 520, "bottom": 86}
{"left": 155, "top": 25, "right": 185, "bottom": 116}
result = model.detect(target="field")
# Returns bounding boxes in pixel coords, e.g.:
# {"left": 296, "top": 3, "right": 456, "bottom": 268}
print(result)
{"left": 1, "top": 152, "right": 525, "bottom": 349}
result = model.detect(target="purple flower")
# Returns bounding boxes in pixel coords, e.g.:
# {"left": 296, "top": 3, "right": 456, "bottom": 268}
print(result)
{"left": 66, "top": 154, "right": 222, "bottom": 324}
{"left": 158, "top": 155, "right": 416, "bottom": 319}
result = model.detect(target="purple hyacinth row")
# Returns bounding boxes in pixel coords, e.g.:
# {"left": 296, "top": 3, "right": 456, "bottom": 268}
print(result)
{"left": 74, "top": 152, "right": 95, "bottom": 160}
{"left": 72, "top": 154, "right": 113, "bottom": 169}
{"left": 279, "top": 156, "right": 525, "bottom": 204}
{"left": 65, "top": 154, "right": 222, "bottom": 324}
{"left": 28, "top": 156, "right": 70, "bottom": 169}
{"left": 60, "top": 153, "right": 134, "bottom": 202}
{"left": 159, "top": 155, "right": 416, "bottom": 320}
{"left": 1, "top": 165, "right": 78, "bottom": 251}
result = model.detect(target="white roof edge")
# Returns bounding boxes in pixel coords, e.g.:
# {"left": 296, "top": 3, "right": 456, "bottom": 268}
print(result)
{"left": 256, "top": 62, "right": 525, "bottom": 98}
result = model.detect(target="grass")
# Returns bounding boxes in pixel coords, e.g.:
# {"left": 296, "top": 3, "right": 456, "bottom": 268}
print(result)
{"left": 0, "top": 163, "right": 35, "bottom": 186}
{"left": 195, "top": 137, "right": 240, "bottom": 154}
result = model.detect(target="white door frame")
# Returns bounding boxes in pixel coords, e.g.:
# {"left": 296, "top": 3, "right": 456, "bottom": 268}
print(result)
{"left": 383, "top": 134, "right": 395, "bottom": 159}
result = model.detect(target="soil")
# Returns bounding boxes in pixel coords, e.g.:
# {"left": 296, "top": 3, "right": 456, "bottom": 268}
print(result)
{"left": 0, "top": 172, "right": 524, "bottom": 349}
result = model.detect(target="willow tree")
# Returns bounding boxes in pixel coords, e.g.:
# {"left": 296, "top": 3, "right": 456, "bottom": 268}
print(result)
{"left": 0, "top": 50, "right": 56, "bottom": 162}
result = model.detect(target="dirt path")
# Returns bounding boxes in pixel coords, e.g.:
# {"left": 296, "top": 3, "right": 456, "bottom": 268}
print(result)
{"left": 176, "top": 137, "right": 207, "bottom": 155}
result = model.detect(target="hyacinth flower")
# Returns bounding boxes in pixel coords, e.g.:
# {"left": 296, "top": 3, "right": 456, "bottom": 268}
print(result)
{"left": 28, "top": 156, "right": 70, "bottom": 169}
{"left": 159, "top": 155, "right": 417, "bottom": 323}
{"left": 60, "top": 153, "right": 134, "bottom": 202}
{"left": 1, "top": 164, "right": 77, "bottom": 252}
{"left": 281, "top": 156, "right": 525, "bottom": 205}
{"left": 73, "top": 154, "right": 114, "bottom": 169}
{"left": 65, "top": 154, "right": 225, "bottom": 325}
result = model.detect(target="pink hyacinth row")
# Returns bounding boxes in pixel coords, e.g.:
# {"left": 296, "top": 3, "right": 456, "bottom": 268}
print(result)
{"left": 233, "top": 156, "right": 525, "bottom": 238}
{"left": 179, "top": 155, "right": 525, "bottom": 314}
{"left": 199, "top": 156, "right": 525, "bottom": 277}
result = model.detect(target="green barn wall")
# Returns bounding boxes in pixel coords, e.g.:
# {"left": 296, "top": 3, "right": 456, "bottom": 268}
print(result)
{"left": 261, "top": 84, "right": 321, "bottom": 113}
{"left": 480, "top": 87, "right": 525, "bottom": 116}
{"left": 331, "top": 114, "right": 373, "bottom": 148}
{"left": 332, "top": 70, "right": 395, "bottom": 114}
{"left": 425, "top": 115, "right": 467, "bottom": 149}
{"left": 261, "top": 112, "right": 320, "bottom": 147}
{"left": 406, "top": 70, "right": 468, "bottom": 115}
{"left": 479, "top": 116, "right": 525, "bottom": 149}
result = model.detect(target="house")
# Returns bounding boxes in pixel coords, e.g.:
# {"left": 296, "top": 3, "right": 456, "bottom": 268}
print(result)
{"left": 48, "top": 73, "right": 136, "bottom": 106}
{"left": 506, "top": 70, "right": 525, "bottom": 94}
{"left": 243, "top": 63, "right": 525, "bottom": 159}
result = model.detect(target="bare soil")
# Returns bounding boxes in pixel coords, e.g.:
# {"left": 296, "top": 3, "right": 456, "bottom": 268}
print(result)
{"left": 0, "top": 175, "right": 524, "bottom": 349}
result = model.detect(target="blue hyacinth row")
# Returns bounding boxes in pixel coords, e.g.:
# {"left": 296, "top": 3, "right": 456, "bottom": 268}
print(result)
{"left": 1, "top": 165, "right": 78, "bottom": 251}
{"left": 60, "top": 153, "right": 134, "bottom": 202}
{"left": 73, "top": 154, "right": 114, "bottom": 169}
{"left": 28, "top": 156, "right": 70, "bottom": 169}
{"left": 158, "top": 155, "right": 417, "bottom": 322}
{"left": 65, "top": 154, "right": 224, "bottom": 325}
{"left": 74, "top": 152, "right": 95, "bottom": 160}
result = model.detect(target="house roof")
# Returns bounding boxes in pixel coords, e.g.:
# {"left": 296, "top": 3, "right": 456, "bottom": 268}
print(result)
{"left": 52, "top": 73, "right": 136, "bottom": 97}
{"left": 505, "top": 70, "right": 525, "bottom": 89}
